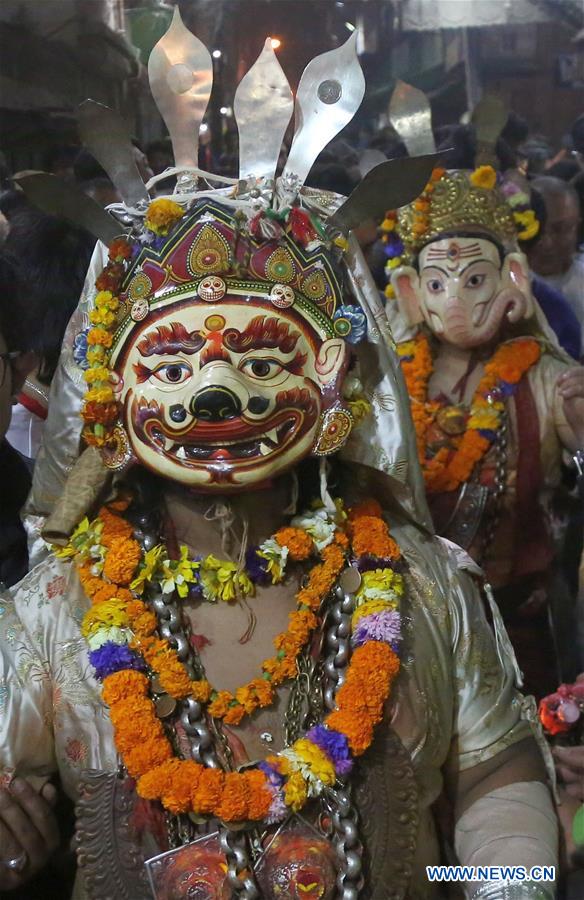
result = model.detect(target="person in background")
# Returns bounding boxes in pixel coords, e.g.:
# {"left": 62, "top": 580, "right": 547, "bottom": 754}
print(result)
{"left": 528, "top": 176, "right": 584, "bottom": 349}
{"left": 518, "top": 135, "right": 554, "bottom": 177}
{"left": 546, "top": 159, "right": 581, "bottom": 182}
{"left": 435, "top": 123, "right": 476, "bottom": 169}
{"left": 3, "top": 207, "right": 95, "bottom": 465}
{"left": 73, "top": 149, "right": 121, "bottom": 208}
{"left": 43, "top": 145, "right": 79, "bottom": 182}
{"left": 146, "top": 138, "right": 174, "bottom": 176}
{"left": 0, "top": 254, "right": 38, "bottom": 587}
{"left": 522, "top": 186, "right": 582, "bottom": 360}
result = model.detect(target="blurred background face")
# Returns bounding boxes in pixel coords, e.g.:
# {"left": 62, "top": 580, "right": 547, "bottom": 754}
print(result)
{"left": 528, "top": 191, "right": 580, "bottom": 277}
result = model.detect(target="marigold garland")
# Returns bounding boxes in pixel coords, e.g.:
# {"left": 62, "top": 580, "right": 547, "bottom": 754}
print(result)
{"left": 66, "top": 497, "right": 405, "bottom": 824}
{"left": 397, "top": 333, "right": 542, "bottom": 493}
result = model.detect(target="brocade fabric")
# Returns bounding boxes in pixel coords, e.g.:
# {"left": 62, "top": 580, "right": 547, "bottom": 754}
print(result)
{"left": 0, "top": 524, "right": 538, "bottom": 899}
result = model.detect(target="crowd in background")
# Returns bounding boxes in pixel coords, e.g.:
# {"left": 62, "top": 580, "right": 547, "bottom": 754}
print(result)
{"left": 1, "top": 108, "right": 583, "bottom": 585}
{"left": 0, "top": 103, "right": 583, "bottom": 897}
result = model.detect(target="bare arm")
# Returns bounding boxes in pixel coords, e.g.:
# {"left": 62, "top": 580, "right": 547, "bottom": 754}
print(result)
{"left": 450, "top": 737, "right": 547, "bottom": 819}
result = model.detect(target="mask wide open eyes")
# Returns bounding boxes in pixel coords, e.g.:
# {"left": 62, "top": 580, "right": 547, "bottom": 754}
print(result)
{"left": 464, "top": 272, "right": 487, "bottom": 289}
{"left": 426, "top": 277, "right": 444, "bottom": 294}
{"left": 240, "top": 357, "right": 284, "bottom": 380}
{"left": 151, "top": 362, "right": 192, "bottom": 385}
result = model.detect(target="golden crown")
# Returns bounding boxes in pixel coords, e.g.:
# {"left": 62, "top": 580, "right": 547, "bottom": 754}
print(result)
{"left": 397, "top": 168, "right": 518, "bottom": 262}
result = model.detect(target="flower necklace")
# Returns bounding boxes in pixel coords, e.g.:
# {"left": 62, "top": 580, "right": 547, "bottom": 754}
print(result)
{"left": 397, "top": 333, "right": 542, "bottom": 494}
{"left": 60, "top": 497, "right": 404, "bottom": 824}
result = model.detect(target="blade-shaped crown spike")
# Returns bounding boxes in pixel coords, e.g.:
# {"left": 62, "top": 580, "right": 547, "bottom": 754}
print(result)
{"left": 389, "top": 81, "right": 436, "bottom": 158}
{"left": 15, "top": 174, "right": 123, "bottom": 245}
{"left": 234, "top": 37, "right": 293, "bottom": 183}
{"left": 472, "top": 94, "right": 507, "bottom": 167}
{"left": 330, "top": 154, "right": 438, "bottom": 233}
{"left": 281, "top": 31, "right": 366, "bottom": 189}
{"left": 148, "top": 7, "right": 213, "bottom": 170}
{"left": 78, "top": 100, "right": 149, "bottom": 208}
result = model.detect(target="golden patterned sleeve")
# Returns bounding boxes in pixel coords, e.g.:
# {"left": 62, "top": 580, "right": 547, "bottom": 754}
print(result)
{"left": 441, "top": 540, "right": 534, "bottom": 772}
{"left": 3, "top": 557, "right": 118, "bottom": 801}
{"left": 0, "top": 579, "right": 56, "bottom": 783}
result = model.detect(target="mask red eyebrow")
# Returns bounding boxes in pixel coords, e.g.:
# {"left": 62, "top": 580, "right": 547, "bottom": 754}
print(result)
{"left": 137, "top": 322, "right": 205, "bottom": 357}
{"left": 223, "top": 315, "right": 302, "bottom": 355}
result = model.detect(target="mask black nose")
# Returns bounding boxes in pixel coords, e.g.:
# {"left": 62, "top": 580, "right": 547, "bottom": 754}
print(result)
{"left": 191, "top": 387, "right": 242, "bottom": 421}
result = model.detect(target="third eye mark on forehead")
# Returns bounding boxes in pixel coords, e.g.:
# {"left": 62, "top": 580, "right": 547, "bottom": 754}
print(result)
{"left": 426, "top": 242, "right": 483, "bottom": 261}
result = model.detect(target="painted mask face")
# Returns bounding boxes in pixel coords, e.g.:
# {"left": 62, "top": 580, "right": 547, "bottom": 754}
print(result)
{"left": 111, "top": 289, "right": 347, "bottom": 490}
{"left": 419, "top": 237, "right": 504, "bottom": 344}
{"left": 413, "top": 236, "right": 532, "bottom": 348}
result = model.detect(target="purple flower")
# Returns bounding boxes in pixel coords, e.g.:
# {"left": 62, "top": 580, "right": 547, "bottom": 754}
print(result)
{"left": 477, "top": 428, "right": 498, "bottom": 441}
{"left": 352, "top": 609, "right": 401, "bottom": 650}
{"left": 497, "top": 380, "right": 517, "bottom": 398}
{"left": 89, "top": 642, "right": 145, "bottom": 680}
{"left": 306, "top": 725, "right": 353, "bottom": 776}
{"left": 258, "top": 760, "right": 284, "bottom": 787}
{"left": 265, "top": 785, "right": 288, "bottom": 824}
{"left": 384, "top": 236, "right": 404, "bottom": 259}
{"left": 152, "top": 235, "right": 167, "bottom": 251}
{"left": 357, "top": 555, "right": 405, "bottom": 574}
{"left": 358, "top": 555, "right": 393, "bottom": 573}
{"left": 245, "top": 547, "right": 270, "bottom": 585}
{"left": 185, "top": 556, "right": 203, "bottom": 598}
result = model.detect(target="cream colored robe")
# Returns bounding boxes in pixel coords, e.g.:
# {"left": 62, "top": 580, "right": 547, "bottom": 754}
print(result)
{"left": 0, "top": 525, "right": 544, "bottom": 898}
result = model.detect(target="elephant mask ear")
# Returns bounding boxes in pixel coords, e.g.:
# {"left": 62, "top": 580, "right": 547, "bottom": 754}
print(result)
{"left": 503, "top": 252, "right": 534, "bottom": 320}
{"left": 392, "top": 266, "right": 424, "bottom": 327}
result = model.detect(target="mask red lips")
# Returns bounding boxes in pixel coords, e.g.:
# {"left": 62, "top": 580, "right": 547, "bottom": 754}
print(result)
{"left": 129, "top": 388, "right": 319, "bottom": 467}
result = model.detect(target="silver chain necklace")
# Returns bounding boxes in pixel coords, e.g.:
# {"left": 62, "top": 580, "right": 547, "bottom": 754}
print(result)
{"left": 135, "top": 513, "right": 365, "bottom": 899}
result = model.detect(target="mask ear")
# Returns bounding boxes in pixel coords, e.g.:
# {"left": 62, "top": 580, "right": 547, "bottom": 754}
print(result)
{"left": 502, "top": 252, "right": 534, "bottom": 319}
{"left": 316, "top": 338, "right": 349, "bottom": 385}
{"left": 392, "top": 265, "right": 424, "bottom": 326}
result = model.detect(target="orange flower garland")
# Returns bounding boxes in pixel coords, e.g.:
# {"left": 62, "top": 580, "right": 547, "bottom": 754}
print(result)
{"left": 69, "top": 497, "right": 404, "bottom": 824}
{"left": 398, "top": 333, "right": 542, "bottom": 494}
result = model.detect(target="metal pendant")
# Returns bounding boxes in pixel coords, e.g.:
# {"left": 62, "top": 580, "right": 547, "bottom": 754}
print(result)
{"left": 75, "top": 769, "right": 167, "bottom": 900}
{"left": 443, "top": 481, "right": 490, "bottom": 550}
{"left": 145, "top": 831, "right": 228, "bottom": 899}
{"left": 254, "top": 814, "right": 337, "bottom": 899}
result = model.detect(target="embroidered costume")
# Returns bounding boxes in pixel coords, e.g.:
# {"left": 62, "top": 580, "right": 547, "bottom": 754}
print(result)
{"left": 2, "top": 15, "right": 558, "bottom": 900}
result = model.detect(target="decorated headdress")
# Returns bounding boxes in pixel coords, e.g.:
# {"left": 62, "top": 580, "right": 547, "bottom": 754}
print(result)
{"left": 23, "top": 10, "right": 437, "bottom": 532}
{"left": 379, "top": 84, "right": 540, "bottom": 285}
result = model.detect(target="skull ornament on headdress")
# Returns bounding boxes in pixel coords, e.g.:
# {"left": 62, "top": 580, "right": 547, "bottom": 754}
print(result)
{"left": 29, "top": 10, "right": 436, "bottom": 494}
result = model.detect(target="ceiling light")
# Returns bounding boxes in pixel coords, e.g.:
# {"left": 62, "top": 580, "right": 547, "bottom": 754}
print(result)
{"left": 212, "top": 49, "right": 222, "bottom": 59}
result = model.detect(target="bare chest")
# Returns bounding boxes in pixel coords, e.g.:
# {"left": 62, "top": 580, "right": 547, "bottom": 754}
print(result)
{"left": 180, "top": 577, "right": 305, "bottom": 761}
